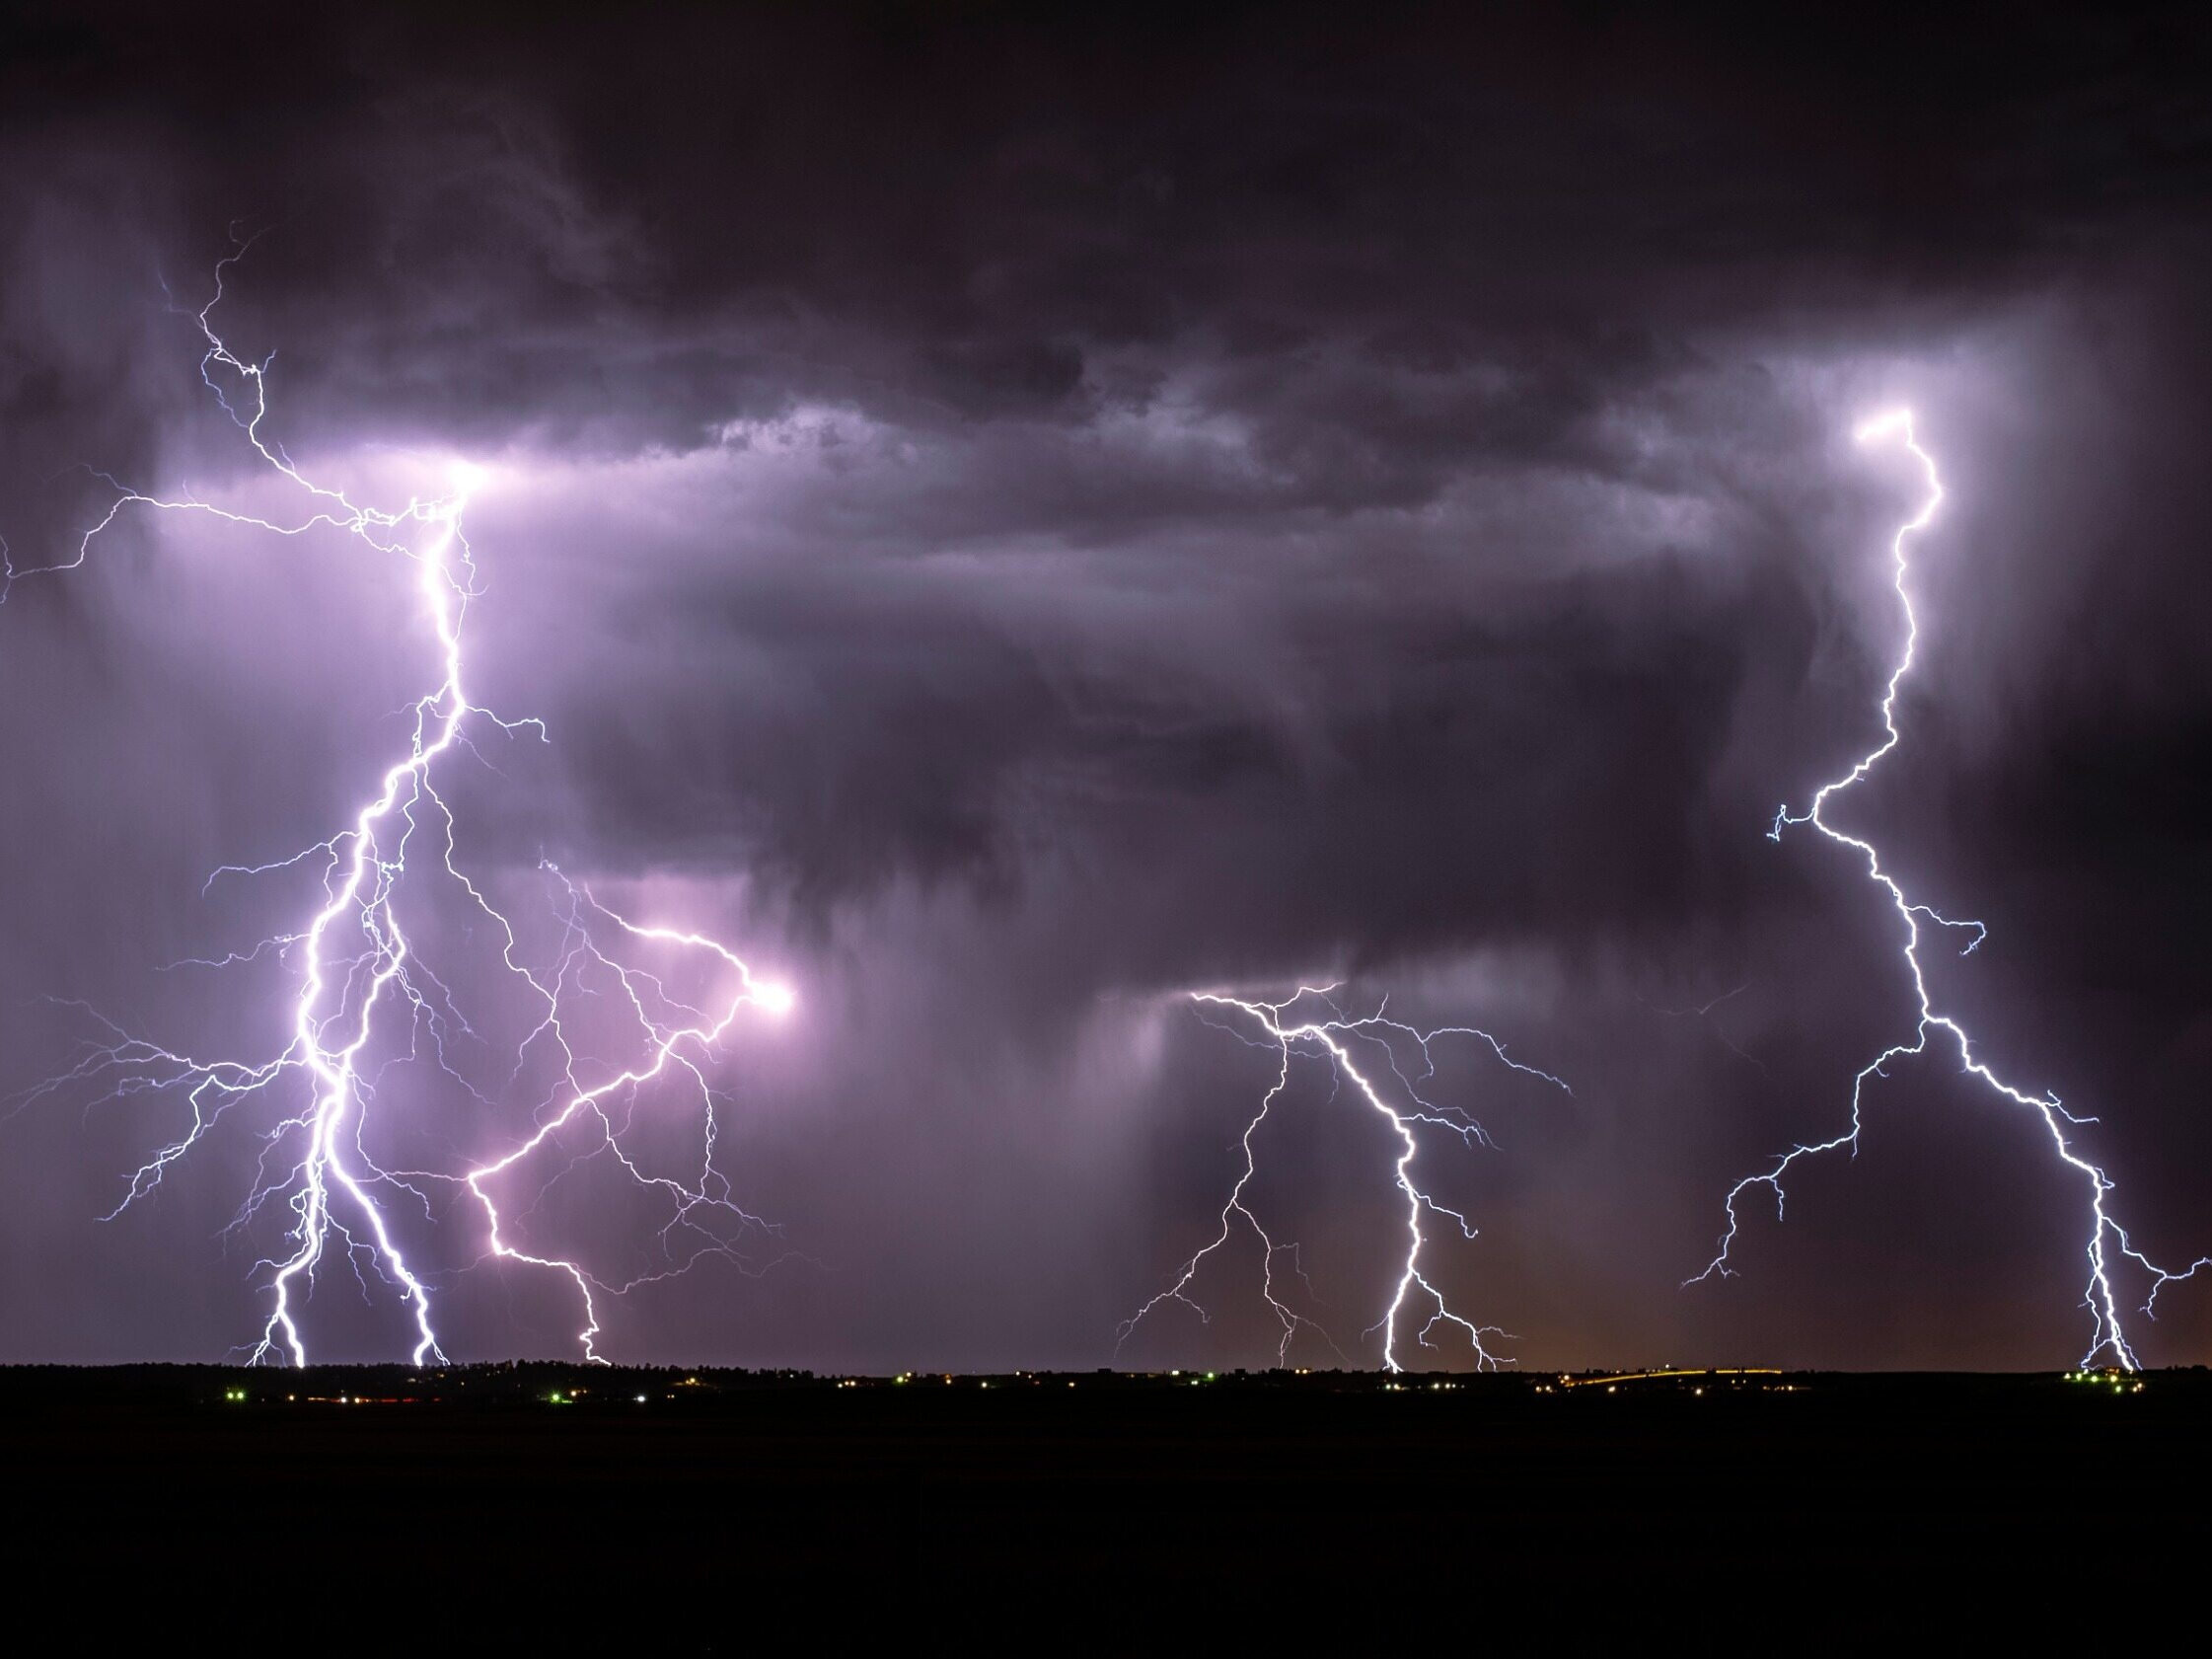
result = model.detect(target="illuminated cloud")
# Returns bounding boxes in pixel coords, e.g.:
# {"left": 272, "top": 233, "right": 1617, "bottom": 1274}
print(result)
{"left": 2, "top": 7, "right": 2208, "bottom": 1368}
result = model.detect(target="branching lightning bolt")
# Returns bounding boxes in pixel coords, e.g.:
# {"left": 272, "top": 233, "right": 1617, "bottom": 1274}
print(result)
{"left": 1692, "top": 410, "right": 2210, "bottom": 1368}
{"left": 1121, "top": 985, "right": 1570, "bottom": 1372}
{"left": 6, "top": 243, "right": 797, "bottom": 1365}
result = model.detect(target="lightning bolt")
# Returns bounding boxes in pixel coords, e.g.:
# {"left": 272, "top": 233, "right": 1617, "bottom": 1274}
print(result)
{"left": 1693, "top": 410, "right": 2209, "bottom": 1369}
{"left": 1121, "top": 985, "right": 1570, "bottom": 1372}
{"left": 6, "top": 241, "right": 796, "bottom": 1365}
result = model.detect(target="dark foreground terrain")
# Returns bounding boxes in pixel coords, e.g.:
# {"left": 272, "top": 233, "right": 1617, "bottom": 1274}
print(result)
{"left": 10, "top": 1364, "right": 2205, "bottom": 1643}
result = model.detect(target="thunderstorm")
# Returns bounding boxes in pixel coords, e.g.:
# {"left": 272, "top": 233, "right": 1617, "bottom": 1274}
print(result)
{"left": 1692, "top": 412, "right": 2210, "bottom": 1368}
{"left": 1120, "top": 985, "right": 1570, "bottom": 1371}
{"left": 8, "top": 247, "right": 796, "bottom": 1365}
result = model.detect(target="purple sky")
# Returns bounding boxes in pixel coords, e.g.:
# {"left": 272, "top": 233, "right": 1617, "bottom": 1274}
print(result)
{"left": 3, "top": 4, "right": 2209, "bottom": 1369}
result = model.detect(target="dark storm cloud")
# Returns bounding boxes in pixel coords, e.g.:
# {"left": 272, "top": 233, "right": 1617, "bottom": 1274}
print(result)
{"left": 3, "top": 2, "right": 2209, "bottom": 1368}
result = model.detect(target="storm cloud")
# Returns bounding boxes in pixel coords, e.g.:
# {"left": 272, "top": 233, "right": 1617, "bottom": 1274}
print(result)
{"left": 3, "top": 2, "right": 2209, "bottom": 1369}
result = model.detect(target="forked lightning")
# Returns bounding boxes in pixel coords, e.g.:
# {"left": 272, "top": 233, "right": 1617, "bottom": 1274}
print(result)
{"left": 7, "top": 246, "right": 794, "bottom": 1364}
{"left": 1122, "top": 986, "right": 1569, "bottom": 1371}
{"left": 1694, "top": 411, "right": 2208, "bottom": 1367}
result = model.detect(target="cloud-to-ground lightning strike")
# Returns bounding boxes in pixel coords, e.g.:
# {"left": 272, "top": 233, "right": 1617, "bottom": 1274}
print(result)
{"left": 1121, "top": 986, "right": 1570, "bottom": 1371}
{"left": 1693, "top": 411, "right": 2209, "bottom": 1367}
{"left": 6, "top": 246, "right": 795, "bottom": 1364}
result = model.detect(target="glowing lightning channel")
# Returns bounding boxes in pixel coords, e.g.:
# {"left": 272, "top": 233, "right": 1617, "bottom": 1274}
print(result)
{"left": 1692, "top": 410, "right": 2209, "bottom": 1369}
{"left": 1120, "top": 985, "right": 1570, "bottom": 1372}
{"left": 7, "top": 243, "right": 797, "bottom": 1365}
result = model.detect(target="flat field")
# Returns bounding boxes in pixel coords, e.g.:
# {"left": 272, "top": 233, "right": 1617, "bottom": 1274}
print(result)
{"left": 11, "top": 1366, "right": 2200, "bottom": 1642}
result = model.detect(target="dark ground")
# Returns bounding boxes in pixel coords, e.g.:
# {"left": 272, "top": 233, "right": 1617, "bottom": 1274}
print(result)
{"left": 11, "top": 1365, "right": 2204, "bottom": 1644}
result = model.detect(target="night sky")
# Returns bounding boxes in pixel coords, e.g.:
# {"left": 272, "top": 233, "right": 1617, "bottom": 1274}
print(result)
{"left": 3, "top": 2, "right": 2209, "bottom": 1371}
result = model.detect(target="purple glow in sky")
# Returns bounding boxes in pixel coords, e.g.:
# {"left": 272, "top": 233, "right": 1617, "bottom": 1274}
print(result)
{"left": 3, "top": 4, "right": 2210, "bottom": 1370}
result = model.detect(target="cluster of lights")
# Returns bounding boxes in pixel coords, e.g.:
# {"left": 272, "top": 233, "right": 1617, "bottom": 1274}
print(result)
{"left": 1527, "top": 1369, "right": 1797, "bottom": 1395}
{"left": 2067, "top": 1370, "right": 2145, "bottom": 1395}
